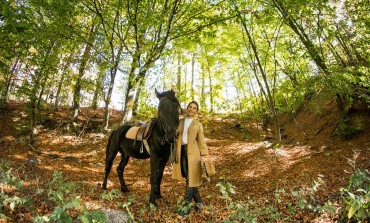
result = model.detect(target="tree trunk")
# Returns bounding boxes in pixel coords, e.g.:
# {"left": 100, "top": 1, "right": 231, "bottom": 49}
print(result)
{"left": 132, "top": 75, "right": 145, "bottom": 116}
{"left": 0, "top": 58, "right": 19, "bottom": 109}
{"left": 200, "top": 68, "right": 206, "bottom": 109}
{"left": 191, "top": 52, "right": 196, "bottom": 100}
{"left": 29, "top": 69, "right": 44, "bottom": 143}
{"left": 102, "top": 46, "right": 123, "bottom": 129}
{"left": 36, "top": 41, "right": 56, "bottom": 110}
{"left": 208, "top": 68, "right": 214, "bottom": 113}
{"left": 235, "top": 71, "right": 246, "bottom": 115}
{"left": 236, "top": 6, "right": 281, "bottom": 142}
{"left": 271, "top": 0, "right": 349, "bottom": 111}
{"left": 71, "top": 22, "right": 96, "bottom": 122}
{"left": 122, "top": 83, "right": 136, "bottom": 123}
{"left": 54, "top": 53, "right": 73, "bottom": 110}
{"left": 272, "top": 0, "right": 330, "bottom": 76}
{"left": 90, "top": 73, "right": 102, "bottom": 110}
{"left": 176, "top": 51, "right": 182, "bottom": 100}
{"left": 122, "top": 51, "right": 140, "bottom": 123}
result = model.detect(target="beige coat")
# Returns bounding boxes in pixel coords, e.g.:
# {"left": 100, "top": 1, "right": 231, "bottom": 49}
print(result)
{"left": 172, "top": 117, "right": 209, "bottom": 187}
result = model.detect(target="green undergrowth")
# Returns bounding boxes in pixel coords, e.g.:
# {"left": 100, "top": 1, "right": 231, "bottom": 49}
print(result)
{"left": 1, "top": 159, "right": 106, "bottom": 223}
{"left": 1, "top": 158, "right": 369, "bottom": 222}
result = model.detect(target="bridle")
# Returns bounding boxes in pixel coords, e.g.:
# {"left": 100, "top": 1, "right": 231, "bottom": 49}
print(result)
{"left": 157, "top": 97, "right": 181, "bottom": 143}
{"left": 157, "top": 96, "right": 181, "bottom": 163}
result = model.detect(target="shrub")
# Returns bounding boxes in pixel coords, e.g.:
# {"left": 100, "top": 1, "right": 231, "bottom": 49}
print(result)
{"left": 0, "top": 162, "right": 106, "bottom": 222}
{"left": 217, "top": 178, "right": 336, "bottom": 222}
{"left": 339, "top": 170, "right": 370, "bottom": 222}
{"left": 34, "top": 171, "right": 107, "bottom": 223}
{"left": 0, "top": 160, "right": 32, "bottom": 220}
{"left": 334, "top": 117, "right": 362, "bottom": 140}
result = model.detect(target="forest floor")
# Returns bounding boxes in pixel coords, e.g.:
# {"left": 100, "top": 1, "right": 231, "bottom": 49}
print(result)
{"left": 0, "top": 94, "right": 369, "bottom": 222}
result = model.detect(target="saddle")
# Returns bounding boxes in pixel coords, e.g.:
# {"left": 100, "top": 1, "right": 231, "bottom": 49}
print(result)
{"left": 125, "top": 120, "right": 154, "bottom": 154}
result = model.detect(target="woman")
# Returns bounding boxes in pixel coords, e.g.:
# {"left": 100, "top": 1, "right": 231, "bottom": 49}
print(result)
{"left": 172, "top": 101, "right": 211, "bottom": 216}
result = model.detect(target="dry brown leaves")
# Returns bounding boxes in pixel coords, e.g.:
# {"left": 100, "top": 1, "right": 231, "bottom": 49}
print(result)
{"left": 0, "top": 101, "right": 369, "bottom": 222}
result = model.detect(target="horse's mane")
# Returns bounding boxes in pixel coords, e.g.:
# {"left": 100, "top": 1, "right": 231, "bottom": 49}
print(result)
{"left": 158, "top": 90, "right": 180, "bottom": 105}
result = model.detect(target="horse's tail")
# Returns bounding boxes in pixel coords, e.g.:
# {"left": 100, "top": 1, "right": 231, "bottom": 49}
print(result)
{"left": 105, "top": 129, "right": 115, "bottom": 158}
{"left": 105, "top": 125, "right": 130, "bottom": 158}
{"left": 102, "top": 128, "right": 120, "bottom": 190}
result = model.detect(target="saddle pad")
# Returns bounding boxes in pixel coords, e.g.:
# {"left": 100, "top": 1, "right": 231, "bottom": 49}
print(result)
{"left": 125, "top": 126, "right": 140, "bottom": 140}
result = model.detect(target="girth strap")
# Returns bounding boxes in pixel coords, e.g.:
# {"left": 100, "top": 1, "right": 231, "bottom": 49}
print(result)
{"left": 125, "top": 119, "right": 155, "bottom": 154}
{"left": 142, "top": 139, "right": 150, "bottom": 154}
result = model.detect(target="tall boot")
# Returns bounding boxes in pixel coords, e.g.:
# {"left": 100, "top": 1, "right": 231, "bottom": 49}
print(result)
{"left": 193, "top": 187, "right": 203, "bottom": 211}
{"left": 178, "top": 145, "right": 192, "bottom": 216}
{"left": 185, "top": 184, "right": 195, "bottom": 203}
{"left": 178, "top": 184, "right": 194, "bottom": 216}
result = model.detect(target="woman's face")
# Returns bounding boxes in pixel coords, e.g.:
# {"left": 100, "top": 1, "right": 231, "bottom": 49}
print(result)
{"left": 187, "top": 103, "right": 198, "bottom": 117}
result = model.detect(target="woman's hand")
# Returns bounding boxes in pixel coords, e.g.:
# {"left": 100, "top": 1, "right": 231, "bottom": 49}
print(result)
{"left": 201, "top": 155, "right": 212, "bottom": 164}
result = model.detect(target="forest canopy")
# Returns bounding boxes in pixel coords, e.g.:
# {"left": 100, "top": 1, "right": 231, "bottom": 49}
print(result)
{"left": 1, "top": 0, "right": 369, "bottom": 140}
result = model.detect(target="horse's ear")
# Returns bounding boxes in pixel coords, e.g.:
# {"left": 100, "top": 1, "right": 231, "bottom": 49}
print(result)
{"left": 171, "top": 85, "right": 176, "bottom": 93}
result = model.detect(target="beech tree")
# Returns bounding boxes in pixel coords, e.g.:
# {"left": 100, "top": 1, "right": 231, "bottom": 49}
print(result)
{"left": 1, "top": 0, "right": 369, "bottom": 138}
{"left": 269, "top": 0, "right": 370, "bottom": 112}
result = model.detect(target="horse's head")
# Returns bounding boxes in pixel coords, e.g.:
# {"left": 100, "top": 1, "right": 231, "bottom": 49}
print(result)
{"left": 156, "top": 88, "right": 181, "bottom": 143}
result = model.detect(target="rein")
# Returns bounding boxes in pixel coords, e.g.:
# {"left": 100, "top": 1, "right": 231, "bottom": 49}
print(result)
{"left": 157, "top": 96, "right": 180, "bottom": 164}
{"left": 151, "top": 117, "right": 178, "bottom": 164}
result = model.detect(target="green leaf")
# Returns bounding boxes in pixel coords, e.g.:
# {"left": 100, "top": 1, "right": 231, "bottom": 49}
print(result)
{"left": 9, "top": 201, "right": 15, "bottom": 210}
{"left": 79, "top": 215, "right": 90, "bottom": 223}
{"left": 0, "top": 213, "right": 8, "bottom": 219}
{"left": 357, "top": 208, "right": 366, "bottom": 220}
{"left": 348, "top": 192, "right": 356, "bottom": 200}
{"left": 291, "top": 191, "right": 299, "bottom": 197}
{"left": 348, "top": 200, "right": 360, "bottom": 219}
{"left": 65, "top": 199, "right": 80, "bottom": 209}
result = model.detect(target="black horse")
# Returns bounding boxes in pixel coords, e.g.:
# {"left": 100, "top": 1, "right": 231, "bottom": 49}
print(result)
{"left": 102, "top": 89, "right": 181, "bottom": 205}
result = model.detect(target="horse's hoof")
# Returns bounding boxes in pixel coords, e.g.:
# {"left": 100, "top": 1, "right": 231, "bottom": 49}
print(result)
{"left": 121, "top": 188, "right": 130, "bottom": 193}
{"left": 155, "top": 194, "right": 163, "bottom": 199}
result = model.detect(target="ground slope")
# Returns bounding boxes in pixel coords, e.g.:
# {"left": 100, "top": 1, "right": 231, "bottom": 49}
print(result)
{"left": 0, "top": 96, "right": 369, "bottom": 222}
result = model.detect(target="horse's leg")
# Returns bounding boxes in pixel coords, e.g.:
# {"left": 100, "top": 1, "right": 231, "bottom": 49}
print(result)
{"left": 149, "top": 154, "right": 160, "bottom": 205}
{"left": 154, "top": 156, "right": 169, "bottom": 199}
{"left": 102, "top": 134, "right": 118, "bottom": 190}
{"left": 117, "top": 153, "right": 130, "bottom": 192}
